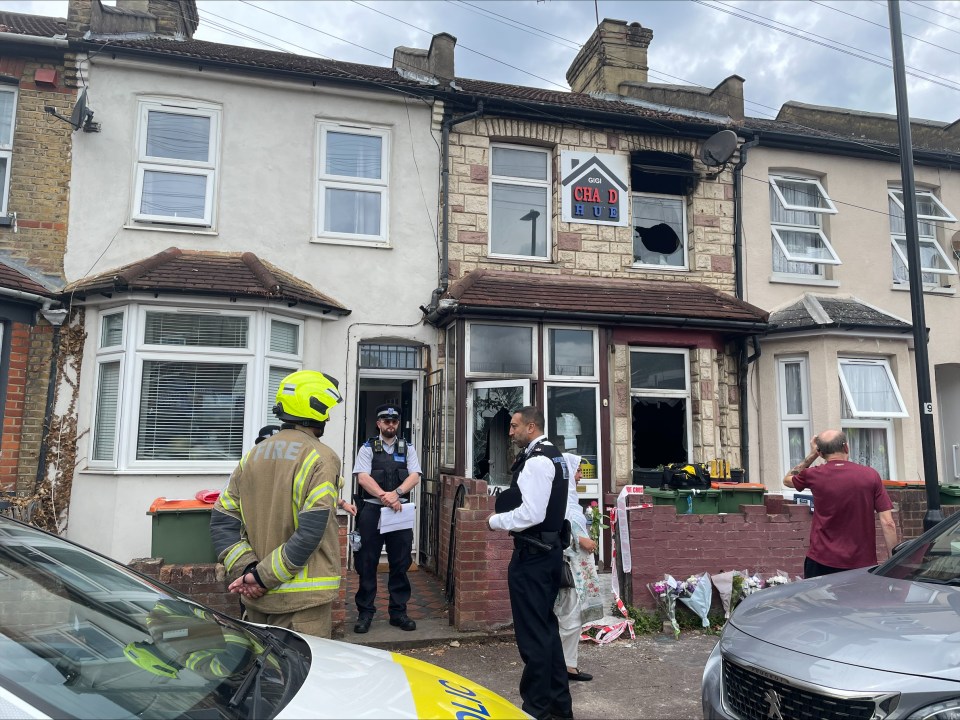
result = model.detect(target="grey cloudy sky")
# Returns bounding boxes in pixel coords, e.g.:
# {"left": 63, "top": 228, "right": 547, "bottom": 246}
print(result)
{"left": 8, "top": 0, "right": 960, "bottom": 123}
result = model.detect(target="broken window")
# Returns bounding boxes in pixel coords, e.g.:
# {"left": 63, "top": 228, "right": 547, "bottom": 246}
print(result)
{"left": 630, "top": 349, "right": 690, "bottom": 468}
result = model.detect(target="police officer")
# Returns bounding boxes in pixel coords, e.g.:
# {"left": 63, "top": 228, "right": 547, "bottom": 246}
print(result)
{"left": 211, "top": 370, "right": 355, "bottom": 639}
{"left": 352, "top": 403, "right": 421, "bottom": 633}
{"left": 488, "top": 406, "right": 573, "bottom": 720}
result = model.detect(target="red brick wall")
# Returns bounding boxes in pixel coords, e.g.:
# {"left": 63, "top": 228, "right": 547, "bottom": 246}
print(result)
{"left": 129, "top": 515, "right": 352, "bottom": 635}
{"left": 0, "top": 322, "right": 30, "bottom": 491}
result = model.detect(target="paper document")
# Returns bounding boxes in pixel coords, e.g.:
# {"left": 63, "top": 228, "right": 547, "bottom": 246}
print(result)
{"left": 378, "top": 503, "right": 416, "bottom": 534}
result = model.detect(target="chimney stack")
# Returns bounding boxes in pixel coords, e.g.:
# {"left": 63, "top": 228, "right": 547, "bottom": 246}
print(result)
{"left": 393, "top": 33, "right": 457, "bottom": 85}
{"left": 566, "top": 19, "right": 653, "bottom": 95}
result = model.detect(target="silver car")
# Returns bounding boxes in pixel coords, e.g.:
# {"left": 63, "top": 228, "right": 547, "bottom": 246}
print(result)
{"left": 703, "top": 511, "right": 960, "bottom": 720}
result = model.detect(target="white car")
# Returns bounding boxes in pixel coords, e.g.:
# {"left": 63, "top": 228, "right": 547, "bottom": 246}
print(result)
{"left": 0, "top": 516, "right": 527, "bottom": 719}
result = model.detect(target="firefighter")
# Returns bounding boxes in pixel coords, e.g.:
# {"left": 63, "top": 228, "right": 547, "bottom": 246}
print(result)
{"left": 211, "top": 370, "right": 355, "bottom": 638}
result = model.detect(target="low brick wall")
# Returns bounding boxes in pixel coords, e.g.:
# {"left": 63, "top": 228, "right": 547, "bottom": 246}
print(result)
{"left": 129, "top": 515, "right": 351, "bottom": 635}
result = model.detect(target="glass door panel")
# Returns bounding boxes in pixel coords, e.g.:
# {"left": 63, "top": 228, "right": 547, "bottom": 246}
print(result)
{"left": 467, "top": 380, "right": 530, "bottom": 489}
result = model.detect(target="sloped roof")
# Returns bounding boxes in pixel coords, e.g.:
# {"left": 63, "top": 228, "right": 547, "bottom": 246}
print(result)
{"left": 768, "top": 294, "right": 911, "bottom": 334}
{"left": 0, "top": 10, "right": 66, "bottom": 38}
{"left": 0, "top": 258, "right": 58, "bottom": 299}
{"left": 87, "top": 37, "right": 732, "bottom": 129}
{"left": 439, "top": 269, "right": 768, "bottom": 330}
{"left": 64, "top": 247, "right": 349, "bottom": 315}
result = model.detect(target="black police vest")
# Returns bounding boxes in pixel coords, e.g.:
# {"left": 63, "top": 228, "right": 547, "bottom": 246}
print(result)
{"left": 363, "top": 436, "right": 407, "bottom": 498}
{"left": 494, "top": 439, "right": 567, "bottom": 534}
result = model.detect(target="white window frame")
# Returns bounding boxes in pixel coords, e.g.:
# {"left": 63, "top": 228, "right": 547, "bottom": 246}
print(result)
{"left": 770, "top": 175, "right": 838, "bottom": 214}
{"left": 465, "top": 321, "right": 538, "bottom": 379}
{"left": 769, "top": 174, "right": 839, "bottom": 277}
{"left": 887, "top": 187, "right": 957, "bottom": 286}
{"left": 466, "top": 378, "right": 531, "bottom": 487}
{"left": 838, "top": 358, "right": 909, "bottom": 419}
{"left": 629, "top": 348, "right": 693, "bottom": 463}
{"left": 0, "top": 86, "right": 18, "bottom": 217}
{"left": 89, "top": 309, "right": 128, "bottom": 467}
{"left": 888, "top": 189, "right": 958, "bottom": 223}
{"left": 488, "top": 143, "right": 552, "bottom": 261}
{"left": 631, "top": 192, "right": 688, "bottom": 270}
{"left": 89, "top": 303, "right": 305, "bottom": 472}
{"left": 133, "top": 99, "right": 220, "bottom": 227}
{"left": 315, "top": 121, "right": 390, "bottom": 245}
{"left": 890, "top": 235, "right": 957, "bottom": 276}
{"left": 776, "top": 356, "right": 811, "bottom": 478}
{"left": 263, "top": 314, "right": 304, "bottom": 428}
{"left": 544, "top": 325, "right": 599, "bottom": 381}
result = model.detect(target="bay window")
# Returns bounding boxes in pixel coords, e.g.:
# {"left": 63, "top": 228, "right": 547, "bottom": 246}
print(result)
{"left": 90, "top": 306, "right": 303, "bottom": 470}
{"left": 838, "top": 357, "right": 908, "bottom": 478}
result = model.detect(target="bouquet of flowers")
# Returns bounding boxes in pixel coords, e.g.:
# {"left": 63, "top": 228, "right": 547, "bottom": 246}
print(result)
{"left": 677, "top": 572, "right": 713, "bottom": 628}
{"left": 584, "top": 501, "right": 609, "bottom": 545}
{"left": 648, "top": 574, "right": 682, "bottom": 640}
{"left": 765, "top": 570, "right": 792, "bottom": 587}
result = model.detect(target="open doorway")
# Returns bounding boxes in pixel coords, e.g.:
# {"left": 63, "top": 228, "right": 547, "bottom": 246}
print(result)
{"left": 355, "top": 377, "right": 417, "bottom": 452}
{"left": 632, "top": 397, "right": 688, "bottom": 468}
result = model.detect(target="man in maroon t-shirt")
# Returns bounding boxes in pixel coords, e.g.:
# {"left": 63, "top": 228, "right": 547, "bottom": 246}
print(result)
{"left": 784, "top": 429, "right": 898, "bottom": 579}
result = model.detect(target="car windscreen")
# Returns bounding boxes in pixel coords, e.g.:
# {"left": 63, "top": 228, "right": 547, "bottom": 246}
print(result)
{"left": 876, "top": 515, "right": 960, "bottom": 585}
{"left": 0, "top": 522, "right": 304, "bottom": 719}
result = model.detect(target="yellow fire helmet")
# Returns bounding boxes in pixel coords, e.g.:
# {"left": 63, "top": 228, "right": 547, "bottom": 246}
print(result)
{"left": 273, "top": 370, "right": 343, "bottom": 427}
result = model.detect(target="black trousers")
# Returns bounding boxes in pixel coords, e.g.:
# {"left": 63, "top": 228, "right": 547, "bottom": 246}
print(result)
{"left": 508, "top": 542, "right": 573, "bottom": 720}
{"left": 355, "top": 503, "right": 412, "bottom": 618}
{"left": 803, "top": 556, "right": 846, "bottom": 579}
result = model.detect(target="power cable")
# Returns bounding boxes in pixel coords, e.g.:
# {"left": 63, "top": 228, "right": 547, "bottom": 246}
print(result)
{"left": 909, "top": 0, "right": 960, "bottom": 25}
{"left": 876, "top": 0, "right": 960, "bottom": 37}
{"left": 695, "top": 0, "right": 960, "bottom": 93}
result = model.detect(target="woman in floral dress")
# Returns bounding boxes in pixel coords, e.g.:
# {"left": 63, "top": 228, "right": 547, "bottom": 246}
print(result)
{"left": 555, "top": 453, "right": 604, "bottom": 681}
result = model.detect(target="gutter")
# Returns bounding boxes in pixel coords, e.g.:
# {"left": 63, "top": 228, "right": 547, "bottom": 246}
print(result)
{"left": 0, "top": 286, "right": 58, "bottom": 306}
{"left": 422, "top": 101, "right": 484, "bottom": 317}
{"left": 0, "top": 32, "right": 69, "bottom": 50}
{"left": 433, "top": 304, "right": 769, "bottom": 333}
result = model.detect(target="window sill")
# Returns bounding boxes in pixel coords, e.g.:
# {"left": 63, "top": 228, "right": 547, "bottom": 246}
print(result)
{"left": 891, "top": 283, "right": 956, "bottom": 296}
{"left": 481, "top": 256, "right": 558, "bottom": 267}
{"left": 768, "top": 274, "right": 839, "bottom": 288}
{"left": 311, "top": 236, "right": 391, "bottom": 249}
{"left": 124, "top": 223, "right": 218, "bottom": 236}
{"left": 627, "top": 264, "right": 689, "bottom": 273}
{"left": 79, "top": 465, "right": 237, "bottom": 475}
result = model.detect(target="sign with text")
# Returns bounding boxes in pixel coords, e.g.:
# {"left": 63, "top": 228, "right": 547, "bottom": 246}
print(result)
{"left": 560, "top": 151, "right": 629, "bottom": 226}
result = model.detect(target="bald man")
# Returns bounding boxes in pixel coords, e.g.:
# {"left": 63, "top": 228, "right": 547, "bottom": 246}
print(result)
{"left": 784, "top": 429, "right": 898, "bottom": 578}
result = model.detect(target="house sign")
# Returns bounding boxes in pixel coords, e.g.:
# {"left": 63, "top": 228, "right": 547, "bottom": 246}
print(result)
{"left": 560, "top": 151, "right": 629, "bottom": 227}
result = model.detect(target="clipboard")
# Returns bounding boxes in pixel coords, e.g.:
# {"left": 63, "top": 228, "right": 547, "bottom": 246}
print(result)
{"left": 378, "top": 502, "right": 416, "bottom": 534}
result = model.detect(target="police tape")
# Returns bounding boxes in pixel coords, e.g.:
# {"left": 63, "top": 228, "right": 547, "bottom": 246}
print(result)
{"left": 579, "top": 595, "right": 635, "bottom": 644}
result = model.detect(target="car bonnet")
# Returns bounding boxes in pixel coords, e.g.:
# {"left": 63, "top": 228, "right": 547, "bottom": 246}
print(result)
{"left": 275, "top": 634, "right": 528, "bottom": 719}
{"left": 730, "top": 570, "right": 960, "bottom": 681}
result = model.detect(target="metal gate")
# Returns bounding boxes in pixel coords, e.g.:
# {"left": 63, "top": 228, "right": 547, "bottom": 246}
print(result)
{"left": 418, "top": 369, "right": 442, "bottom": 573}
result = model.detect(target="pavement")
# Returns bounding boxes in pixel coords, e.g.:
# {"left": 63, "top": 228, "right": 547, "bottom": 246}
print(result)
{"left": 340, "top": 567, "right": 718, "bottom": 718}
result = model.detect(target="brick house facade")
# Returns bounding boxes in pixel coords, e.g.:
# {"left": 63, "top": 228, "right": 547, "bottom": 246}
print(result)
{"left": 0, "top": 12, "right": 72, "bottom": 503}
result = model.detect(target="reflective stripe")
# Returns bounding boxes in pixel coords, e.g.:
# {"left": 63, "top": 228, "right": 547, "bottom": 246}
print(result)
{"left": 268, "top": 547, "right": 296, "bottom": 582}
{"left": 219, "top": 489, "right": 240, "bottom": 512}
{"left": 303, "top": 481, "right": 337, "bottom": 510}
{"left": 224, "top": 541, "right": 253, "bottom": 572}
{"left": 268, "top": 565, "right": 340, "bottom": 594}
{"left": 291, "top": 450, "right": 321, "bottom": 527}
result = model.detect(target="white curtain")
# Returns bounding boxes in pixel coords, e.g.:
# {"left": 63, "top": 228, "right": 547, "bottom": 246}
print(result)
{"left": 841, "top": 364, "right": 898, "bottom": 414}
{"left": 770, "top": 185, "right": 819, "bottom": 275}
{"left": 844, "top": 427, "right": 890, "bottom": 477}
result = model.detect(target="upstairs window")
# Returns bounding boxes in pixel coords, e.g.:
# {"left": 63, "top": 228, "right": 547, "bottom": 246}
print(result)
{"left": 770, "top": 175, "right": 839, "bottom": 278}
{"left": 489, "top": 144, "right": 550, "bottom": 260}
{"left": 133, "top": 99, "right": 220, "bottom": 227}
{"left": 888, "top": 188, "right": 957, "bottom": 286}
{"left": 316, "top": 123, "right": 389, "bottom": 244}
{"left": 632, "top": 194, "right": 686, "bottom": 269}
{"left": 0, "top": 86, "right": 16, "bottom": 216}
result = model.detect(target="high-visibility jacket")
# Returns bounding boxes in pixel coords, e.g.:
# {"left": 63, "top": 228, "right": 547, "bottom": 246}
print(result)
{"left": 211, "top": 425, "right": 342, "bottom": 614}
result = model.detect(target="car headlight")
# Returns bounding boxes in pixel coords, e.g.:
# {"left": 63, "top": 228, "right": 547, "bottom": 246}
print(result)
{"left": 908, "top": 699, "right": 960, "bottom": 720}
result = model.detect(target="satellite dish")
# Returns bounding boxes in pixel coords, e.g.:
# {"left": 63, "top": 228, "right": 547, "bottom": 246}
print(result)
{"left": 44, "top": 88, "right": 100, "bottom": 132}
{"left": 700, "top": 130, "right": 738, "bottom": 167}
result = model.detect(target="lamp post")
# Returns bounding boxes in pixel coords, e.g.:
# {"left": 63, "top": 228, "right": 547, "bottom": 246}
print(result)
{"left": 520, "top": 209, "right": 540, "bottom": 256}
{"left": 888, "top": 0, "right": 942, "bottom": 530}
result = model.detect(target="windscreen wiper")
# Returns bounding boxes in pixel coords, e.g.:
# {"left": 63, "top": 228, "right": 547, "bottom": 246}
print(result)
{"left": 226, "top": 630, "right": 286, "bottom": 717}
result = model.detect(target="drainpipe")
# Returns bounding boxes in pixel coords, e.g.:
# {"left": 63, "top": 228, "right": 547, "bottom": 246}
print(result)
{"left": 34, "top": 304, "right": 68, "bottom": 494}
{"left": 733, "top": 136, "right": 761, "bottom": 483}
{"left": 424, "top": 101, "right": 484, "bottom": 316}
